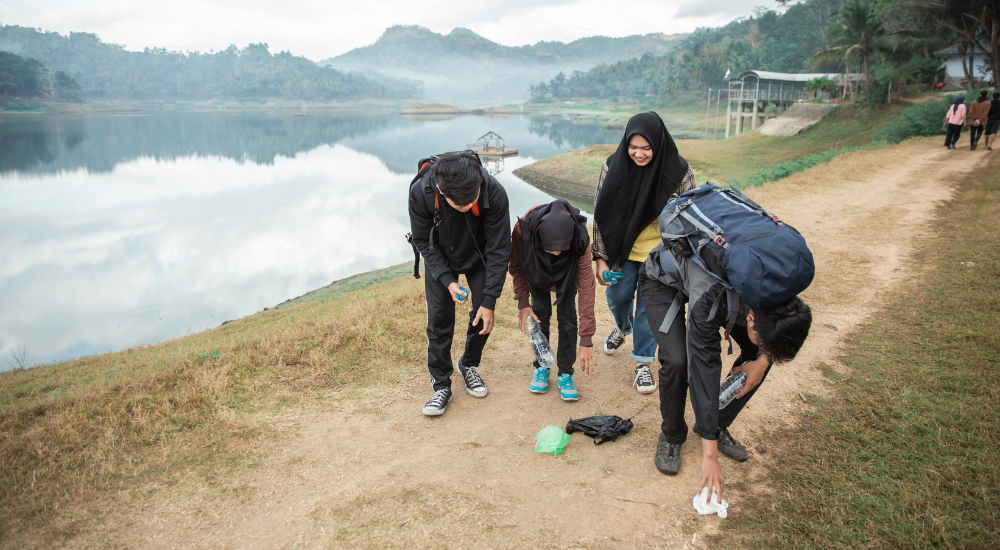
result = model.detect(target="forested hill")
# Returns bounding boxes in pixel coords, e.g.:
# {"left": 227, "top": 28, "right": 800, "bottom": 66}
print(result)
{"left": 317, "top": 26, "right": 685, "bottom": 106}
{"left": 319, "top": 26, "right": 683, "bottom": 68}
{"left": 530, "top": 0, "right": 959, "bottom": 102}
{"left": 0, "top": 25, "right": 421, "bottom": 101}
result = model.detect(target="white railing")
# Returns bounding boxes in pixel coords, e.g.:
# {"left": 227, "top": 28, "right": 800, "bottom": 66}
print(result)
{"left": 728, "top": 90, "right": 813, "bottom": 101}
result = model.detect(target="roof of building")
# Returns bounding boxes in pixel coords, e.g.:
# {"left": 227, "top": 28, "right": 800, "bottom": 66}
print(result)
{"left": 727, "top": 70, "right": 865, "bottom": 83}
{"left": 934, "top": 42, "right": 993, "bottom": 58}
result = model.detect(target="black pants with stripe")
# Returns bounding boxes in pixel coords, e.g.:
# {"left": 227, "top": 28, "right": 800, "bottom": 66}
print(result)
{"left": 425, "top": 268, "right": 489, "bottom": 392}
{"left": 527, "top": 282, "right": 578, "bottom": 375}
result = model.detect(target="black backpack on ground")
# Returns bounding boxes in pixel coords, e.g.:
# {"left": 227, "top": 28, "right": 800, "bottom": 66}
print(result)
{"left": 405, "top": 150, "right": 492, "bottom": 279}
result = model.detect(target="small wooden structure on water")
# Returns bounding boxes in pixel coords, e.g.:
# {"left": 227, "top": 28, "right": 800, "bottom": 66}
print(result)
{"left": 468, "top": 131, "right": 518, "bottom": 158}
{"left": 724, "top": 71, "right": 864, "bottom": 138}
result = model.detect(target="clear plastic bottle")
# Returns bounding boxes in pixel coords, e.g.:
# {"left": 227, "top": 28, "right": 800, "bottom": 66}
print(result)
{"left": 524, "top": 317, "right": 556, "bottom": 369}
{"left": 718, "top": 371, "right": 747, "bottom": 409}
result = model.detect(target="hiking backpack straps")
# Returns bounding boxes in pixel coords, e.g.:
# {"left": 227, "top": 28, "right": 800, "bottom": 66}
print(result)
{"left": 655, "top": 183, "right": 815, "bottom": 341}
{"left": 404, "top": 150, "right": 490, "bottom": 279}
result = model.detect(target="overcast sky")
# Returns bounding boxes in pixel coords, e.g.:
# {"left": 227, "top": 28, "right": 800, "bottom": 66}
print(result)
{"left": 1, "top": 0, "right": 782, "bottom": 61}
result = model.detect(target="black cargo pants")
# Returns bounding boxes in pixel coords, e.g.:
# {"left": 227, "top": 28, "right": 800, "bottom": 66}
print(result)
{"left": 638, "top": 270, "right": 771, "bottom": 443}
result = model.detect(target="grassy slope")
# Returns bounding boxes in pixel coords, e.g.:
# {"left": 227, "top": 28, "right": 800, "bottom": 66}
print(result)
{"left": 720, "top": 153, "right": 1000, "bottom": 548}
{"left": 515, "top": 103, "right": 905, "bottom": 193}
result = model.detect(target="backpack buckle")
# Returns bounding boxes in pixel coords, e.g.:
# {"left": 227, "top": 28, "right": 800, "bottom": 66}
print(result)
{"left": 712, "top": 235, "right": 730, "bottom": 249}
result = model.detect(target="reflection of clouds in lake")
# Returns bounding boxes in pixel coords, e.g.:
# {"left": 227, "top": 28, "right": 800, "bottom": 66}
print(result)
{"left": 0, "top": 145, "right": 415, "bottom": 366}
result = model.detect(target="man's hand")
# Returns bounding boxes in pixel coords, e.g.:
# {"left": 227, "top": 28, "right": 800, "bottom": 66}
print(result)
{"left": 578, "top": 346, "right": 596, "bottom": 374}
{"left": 447, "top": 282, "right": 469, "bottom": 303}
{"left": 473, "top": 307, "right": 495, "bottom": 335}
{"left": 518, "top": 307, "right": 539, "bottom": 333}
{"left": 731, "top": 353, "right": 769, "bottom": 399}
{"left": 699, "top": 439, "right": 724, "bottom": 504}
{"left": 595, "top": 258, "right": 612, "bottom": 286}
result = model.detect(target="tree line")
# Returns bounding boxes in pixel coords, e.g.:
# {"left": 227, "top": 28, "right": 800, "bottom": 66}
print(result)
{"left": 0, "top": 26, "right": 421, "bottom": 101}
{"left": 531, "top": 0, "right": 997, "bottom": 104}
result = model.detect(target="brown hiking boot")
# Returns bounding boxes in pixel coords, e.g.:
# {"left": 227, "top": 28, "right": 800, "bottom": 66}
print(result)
{"left": 716, "top": 427, "right": 748, "bottom": 462}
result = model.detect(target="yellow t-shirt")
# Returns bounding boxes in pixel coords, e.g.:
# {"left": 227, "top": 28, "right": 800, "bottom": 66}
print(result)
{"left": 628, "top": 221, "right": 660, "bottom": 262}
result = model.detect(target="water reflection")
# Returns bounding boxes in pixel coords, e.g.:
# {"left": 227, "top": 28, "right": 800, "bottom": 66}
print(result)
{"left": 1, "top": 111, "right": 618, "bottom": 368}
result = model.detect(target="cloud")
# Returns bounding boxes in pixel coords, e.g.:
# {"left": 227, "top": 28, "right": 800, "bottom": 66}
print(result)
{"left": 3, "top": 0, "right": 779, "bottom": 60}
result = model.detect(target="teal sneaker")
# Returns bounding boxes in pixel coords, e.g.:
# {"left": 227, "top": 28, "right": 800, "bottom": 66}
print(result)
{"left": 557, "top": 373, "right": 579, "bottom": 401}
{"left": 530, "top": 367, "right": 550, "bottom": 393}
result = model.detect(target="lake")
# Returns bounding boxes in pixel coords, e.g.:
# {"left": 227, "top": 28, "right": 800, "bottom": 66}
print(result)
{"left": 0, "top": 110, "right": 625, "bottom": 368}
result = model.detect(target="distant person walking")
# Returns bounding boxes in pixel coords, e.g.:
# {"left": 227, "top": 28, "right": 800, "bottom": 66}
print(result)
{"left": 985, "top": 92, "right": 1000, "bottom": 151}
{"left": 968, "top": 91, "right": 990, "bottom": 150}
{"left": 943, "top": 96, "right": 966, "bottom": 150}
{"left": 509, "top": 198, "right": 596, "bottom": 401}
{"left": 592, "top": 112, "right": 696, "bottom": 394}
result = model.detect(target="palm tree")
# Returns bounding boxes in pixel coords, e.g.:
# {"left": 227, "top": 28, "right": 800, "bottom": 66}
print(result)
{"left": 812, "top": 0, "right": 897, "bottom": 98}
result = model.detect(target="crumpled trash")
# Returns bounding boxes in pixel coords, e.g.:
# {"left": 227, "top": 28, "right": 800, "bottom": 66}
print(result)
{"left": 565, "top": 415, "right": 634, "bottom": 445}
{"left": 692, "top": 487, "right": 728, "bottom": 518}
{"left": 535, "top": 425, "right": 571, "bottom": 455}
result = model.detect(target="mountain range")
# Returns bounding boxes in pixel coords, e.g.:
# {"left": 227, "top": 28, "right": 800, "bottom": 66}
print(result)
{"left": 318, "top": 26, "right": 685, "bottom": 106}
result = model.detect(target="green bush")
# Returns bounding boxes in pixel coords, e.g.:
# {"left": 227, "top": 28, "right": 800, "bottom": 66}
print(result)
{"left": 878, "top": 97, "right": 951, "bottom": 143}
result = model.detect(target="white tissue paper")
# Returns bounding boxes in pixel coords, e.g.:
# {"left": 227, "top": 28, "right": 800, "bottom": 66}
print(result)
{"left": 692, "top": 487, "right": 729, "bottom": 518}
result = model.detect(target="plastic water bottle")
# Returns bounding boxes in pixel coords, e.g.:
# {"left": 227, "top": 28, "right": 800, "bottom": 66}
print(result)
{"left": 524, "top": 317, "right": 556, "bottom": 369}
{"left": 718, "top": 372, "right": 746, "bottom": 409}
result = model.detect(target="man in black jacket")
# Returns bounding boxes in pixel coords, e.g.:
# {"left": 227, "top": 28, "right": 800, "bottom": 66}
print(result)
{"left": 408, "top": 151, "right": 511, "bottom": 416}
{"left": 985, "top": 91, "right": 1000, "bottom": 151}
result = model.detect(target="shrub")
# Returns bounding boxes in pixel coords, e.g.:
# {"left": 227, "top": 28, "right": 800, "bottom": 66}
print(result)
{"left": 878, "top": 97, "right": 951, "bottom": 143}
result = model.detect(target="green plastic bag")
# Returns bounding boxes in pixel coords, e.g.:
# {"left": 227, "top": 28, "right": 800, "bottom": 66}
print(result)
{"left": 535, "top": 425, "right": 571, "bottom": 455}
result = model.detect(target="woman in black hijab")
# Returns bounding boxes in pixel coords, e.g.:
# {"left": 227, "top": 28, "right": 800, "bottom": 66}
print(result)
{"left": 509, "top": 198, "right": 596, "bottom": 401}
{"left": 591, "top": 112, "right": 695, "bottom": 394}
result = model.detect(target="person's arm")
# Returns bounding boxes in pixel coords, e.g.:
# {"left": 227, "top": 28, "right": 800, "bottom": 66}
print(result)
{"left": 576, "top": 239, "right": 597, "bottom": 373}
{"left": 592, "top": 162, "right": 612, "bottom": 285}
{"left": 479, "top": 179, "right": 512, "bottom": 312}
{"left": 408, "top": 187, "right": 457, "bottom": 289}
{"left": 687, "top": 283, "right": 729, "bottom": 503}
{"left": 509, "top": 220, "right": 538, "bottom": 333}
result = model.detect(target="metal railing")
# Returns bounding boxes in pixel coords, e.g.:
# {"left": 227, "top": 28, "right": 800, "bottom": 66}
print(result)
{"left": 727, "top": 90, "right": 813, "bottom": 101}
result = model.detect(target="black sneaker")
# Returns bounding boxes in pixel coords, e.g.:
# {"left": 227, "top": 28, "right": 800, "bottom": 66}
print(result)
{"left": 633, "top": 364, "right": 656, "bottom": 394}
{"left": 459, "top": 364, "right": 488, "bottom": 398}
{"left": 603, "top": 327, "right": 625, "bottom": 355}
{"left": 717, "top": 427, "right": 748, "bottom": 462}
{"left": 422, "top": 388, "right": 452, "bottom": 416}
{"left": 654, "top": 433, "right": 682, "bottom": 475}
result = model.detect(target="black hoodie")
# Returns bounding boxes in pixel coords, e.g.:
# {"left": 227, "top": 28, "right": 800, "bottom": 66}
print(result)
{"left": 408, "top": 173, "right": 511, "bottom": 310}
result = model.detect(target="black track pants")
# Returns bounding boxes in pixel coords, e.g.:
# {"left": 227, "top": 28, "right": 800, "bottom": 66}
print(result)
{"left": 527, "top": 283, "right": 578, "bottom": 375}
{"left": 638, "top": 271, "right": 770, "bottom": 444}
{"left": 425, "top": 268, "right": 490, "bottom": 391}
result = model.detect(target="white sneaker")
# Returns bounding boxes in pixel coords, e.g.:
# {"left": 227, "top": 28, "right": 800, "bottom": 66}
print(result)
{"left": 634, "top": 364, "right": 656, "bottom": 394}
{"left": 604, "top": 327, "right": 626, "bottom": 355}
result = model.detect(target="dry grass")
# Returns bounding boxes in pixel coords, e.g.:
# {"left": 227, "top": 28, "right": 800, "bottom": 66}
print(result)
{"left": 0, "top": 273, "right": 437, "bottom": 546}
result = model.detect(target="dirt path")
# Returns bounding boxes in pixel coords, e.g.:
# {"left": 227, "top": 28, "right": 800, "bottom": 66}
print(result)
{"left": 124, "top": 139, "right": 992, "bottom": 549}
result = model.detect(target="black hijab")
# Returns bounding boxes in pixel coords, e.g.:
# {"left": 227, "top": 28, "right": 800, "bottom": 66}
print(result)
{"left": 594, "top": 111, "right": 689, "bottom": 269}
{"left": 519, "top": 198, "right": 589, "bottom": 305}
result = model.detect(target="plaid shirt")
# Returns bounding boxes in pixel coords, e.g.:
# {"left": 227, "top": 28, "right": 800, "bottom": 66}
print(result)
{"left": 591, "top": 161, "right": 697, "bottom": 270}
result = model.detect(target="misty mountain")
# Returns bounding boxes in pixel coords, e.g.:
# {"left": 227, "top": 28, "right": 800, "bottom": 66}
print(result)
{"left": 0, "top": 25, "right": 420, "bottom": 101}
{"left": 317, "top": 26, "right": 684, "bottom": 106}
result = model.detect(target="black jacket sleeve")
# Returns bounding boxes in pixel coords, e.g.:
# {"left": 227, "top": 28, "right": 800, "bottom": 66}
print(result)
{"left": 479, "top": 179, "right": 511, "bottom": 310}
{"left": 687, "top": 282, "right": 728, "bottom": 441}
{"left": 408, "top": 183, "right": 458, "bottom": 289}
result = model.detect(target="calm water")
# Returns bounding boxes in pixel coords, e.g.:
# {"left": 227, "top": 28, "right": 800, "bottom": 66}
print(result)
{"left": 0, "top": 110, "right": 622, "bottom": 367}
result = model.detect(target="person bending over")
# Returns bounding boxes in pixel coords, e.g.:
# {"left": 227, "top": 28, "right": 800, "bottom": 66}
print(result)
{"left": 509, "top": 198, "right": 596, "bottom": 401}
{"left": 638, "top": 185, "right": 812, "bottom": 504}
{"left": 408, "top": 151, "right": 511, "bottom": 416}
